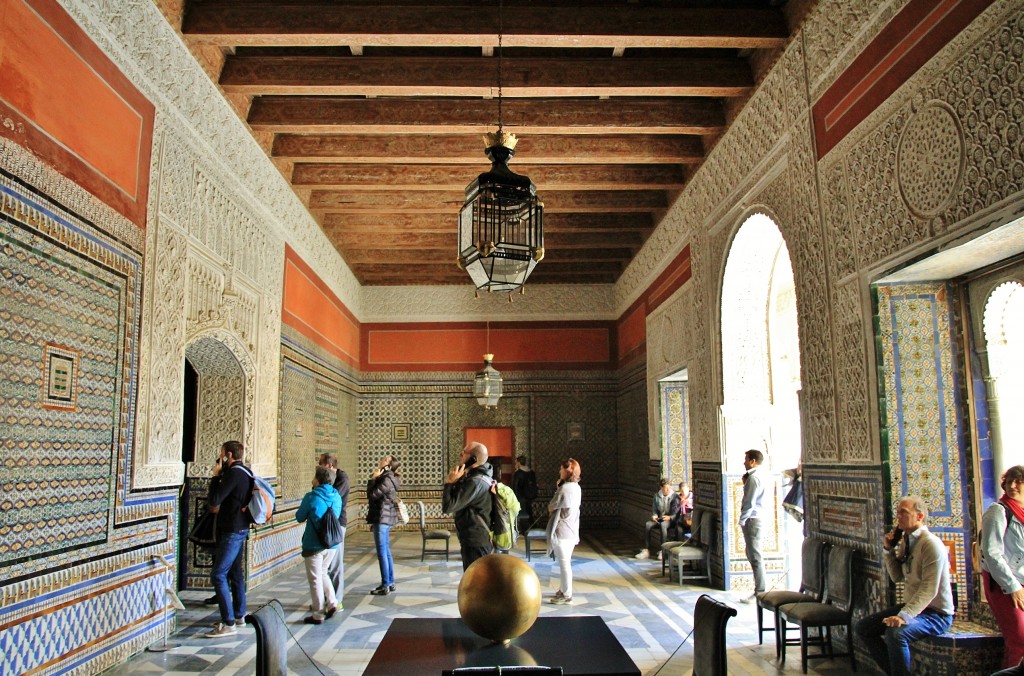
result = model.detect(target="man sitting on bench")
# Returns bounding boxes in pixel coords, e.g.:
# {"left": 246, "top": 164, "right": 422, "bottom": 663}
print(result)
{"left": 635, "top": 478, "right": 681, "bottom": 560}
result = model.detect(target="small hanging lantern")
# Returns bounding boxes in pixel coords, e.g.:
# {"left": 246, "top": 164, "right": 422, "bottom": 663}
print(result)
{"left": 473, "top": 354, "right": 503, "bottom": 409}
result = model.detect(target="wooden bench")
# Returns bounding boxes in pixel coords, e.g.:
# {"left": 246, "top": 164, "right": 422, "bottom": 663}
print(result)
{"left": 909, "top": 620, "right": 1003, "bottom": 676}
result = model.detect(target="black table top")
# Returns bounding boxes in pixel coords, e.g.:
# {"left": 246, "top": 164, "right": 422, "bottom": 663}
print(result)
{"left": 363, "top": 615, "right": 640, "bottom": 675}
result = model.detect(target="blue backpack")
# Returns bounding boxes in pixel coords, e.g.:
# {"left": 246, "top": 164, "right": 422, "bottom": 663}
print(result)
{"left": 236, "top": 465, "right": 275, "bottom": 525}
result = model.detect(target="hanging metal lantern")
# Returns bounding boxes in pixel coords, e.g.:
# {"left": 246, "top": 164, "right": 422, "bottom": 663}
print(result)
{"left": 458, "top": 131, "right": 544, "bottom": 295}
{"left": 473, "top": 353, "right": 503, "bottom": 409}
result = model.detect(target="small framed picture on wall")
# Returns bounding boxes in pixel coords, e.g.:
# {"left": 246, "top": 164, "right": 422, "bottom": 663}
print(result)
{"left": 567, "top": 422, "right": 585, "bottom": 442}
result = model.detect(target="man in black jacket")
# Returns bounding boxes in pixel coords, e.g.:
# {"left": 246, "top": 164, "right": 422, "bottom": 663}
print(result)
{"left": 319, "top": 453, "right": 349, "bottom": 604}
{"left": 443, "top": 441, "right": 494, "bottom": 571}
{"left": 204, "top": 440, "right": 252, "bottom": 638}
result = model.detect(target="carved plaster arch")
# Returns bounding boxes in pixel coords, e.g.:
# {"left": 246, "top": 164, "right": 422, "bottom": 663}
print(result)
{"left": 717, "top": 209, "right": 802, "bottom": 471}
{"left": 183, "top": 328, "right": 257, "bottom": 477}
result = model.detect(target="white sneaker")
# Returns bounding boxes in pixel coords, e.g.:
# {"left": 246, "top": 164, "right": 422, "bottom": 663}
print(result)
{"left": 204, "top": 622, "right": 237, "bottom": 638}
{"left": 656, "top": 550, "right": 663, "bottom": 561}
{"left": 635, "top": 550, "right": 650, "bottom": 560}
{"left": 739, "top": 594, "right": 756, "bottom": 604}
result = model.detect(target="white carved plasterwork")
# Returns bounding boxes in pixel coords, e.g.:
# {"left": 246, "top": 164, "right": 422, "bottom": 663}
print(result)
{"left": 615, "top": 29, "right": 807, "bottom": 314}
{"left": 831, "top": 279, "right": 874, "bottom": 462}
{"left": 183, "top": 330, "right": 256, "bottom": 478}
{"left": 360, "top": 284, "right": 617, "bottom": 322}
{"left": 803, "top": 0, "right": 910, "bottom": 100}
{"left": 59, "top": 0, "right": 361, "bottom": 317}
{"left": 897, "top": 101, "right": 965, "bottom": 219}
{"left": 820, "top": 0, "right": 1024, "bottom": 254}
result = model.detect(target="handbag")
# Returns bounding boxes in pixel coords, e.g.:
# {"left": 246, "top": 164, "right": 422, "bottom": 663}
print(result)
{"left": 188, "top": 510, "right": 217, "bottom": 549}
{"left": 397, "top": 498, "right": 410, "bottom": 525}
{"left": 318, "top": 507, "right": 344, "bottom": 549}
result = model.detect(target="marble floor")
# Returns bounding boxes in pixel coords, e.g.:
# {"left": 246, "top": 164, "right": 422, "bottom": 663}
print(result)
{"left": 103, "top": 529, "right": 857, "bottom": 675}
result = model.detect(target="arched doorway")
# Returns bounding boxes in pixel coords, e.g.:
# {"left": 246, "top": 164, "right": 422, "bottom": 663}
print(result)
{"left": 719, "top": 212, "right": 803, "bottom": 591}
{"left": 179, "top": 335, "right": 247, "bottom": 591}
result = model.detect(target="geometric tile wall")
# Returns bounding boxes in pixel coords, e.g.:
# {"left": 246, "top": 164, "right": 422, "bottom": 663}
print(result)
{"left": 875, "top": 282, "right": 971, "bottom": 611}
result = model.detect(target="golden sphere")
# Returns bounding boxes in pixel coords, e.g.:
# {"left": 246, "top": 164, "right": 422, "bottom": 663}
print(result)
{"left": 457, "top": 554, "right": 542, "bottom": 643}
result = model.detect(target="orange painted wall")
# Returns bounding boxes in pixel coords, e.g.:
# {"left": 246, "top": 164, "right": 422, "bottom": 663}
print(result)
{"left": 362, "top": 322, "right": 614, "bottom": 371}
{"left": 0, "top": 0, "right": 154, "bottom": 227}
{"left": 281, "top": 246, "right": 360, "bottom": 368}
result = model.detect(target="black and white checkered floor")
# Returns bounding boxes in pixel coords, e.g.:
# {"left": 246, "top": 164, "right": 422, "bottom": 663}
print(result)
{"left": 103, "top": 530, "right": 856, "bottom": 675}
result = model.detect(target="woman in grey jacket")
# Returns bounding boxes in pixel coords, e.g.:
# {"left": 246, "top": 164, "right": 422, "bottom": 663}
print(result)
{"left": 981, "top": 464, "right": 1024, "bottom": 668}
{"left": 366, "top": 455, "right": 401, "bottom": 596}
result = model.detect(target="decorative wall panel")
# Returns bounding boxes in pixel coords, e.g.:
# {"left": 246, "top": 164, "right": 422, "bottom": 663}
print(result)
{"left": 0, "top": 166, "right": 141, "bottom": 565}
{"left": 875, "top": 282, "right": 972, "bottom": 610}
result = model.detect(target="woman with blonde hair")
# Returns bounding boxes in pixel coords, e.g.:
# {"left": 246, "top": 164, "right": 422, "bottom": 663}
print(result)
{"left": 546, "top": 458, "right": 582, "bottom": 605}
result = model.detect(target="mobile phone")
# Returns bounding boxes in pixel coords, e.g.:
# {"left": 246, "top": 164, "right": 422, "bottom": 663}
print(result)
{"left": 890, "top": 527, "right": 903, "bottom": 544}
{"left": 468, "top": 455, "right": 478, "bottom": 466}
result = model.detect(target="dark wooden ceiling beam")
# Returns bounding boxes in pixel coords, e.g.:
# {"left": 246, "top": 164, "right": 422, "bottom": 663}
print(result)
{"left": 344, "top": 248, "right": 634, "bottom": 264}
{"left": 220, "top": 55, "right": 753, "bottom": 97}
{"left": 292, "top": 163, "right": 685, "bottom": 190}
{"left": 327, "top": 230, "right": 643, "bottom": 249}
{"left": 321, "top": 212, "right": 656, "bottom": 233}
{"left": 182, "top": 4, "right": 788, "bottom": 49}
{"left": 272, "top": 133, "right": 707, "bottom": 164}
{"left": 250, "top": 97, "right": 725, "bottom": 135}
{"left": 308, "top": 190, "right": 668, "bottom": 213}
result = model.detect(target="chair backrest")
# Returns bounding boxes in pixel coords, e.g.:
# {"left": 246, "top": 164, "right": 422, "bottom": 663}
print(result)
{"left": 417, "top": 501, "right": 427, "bottom": 530}
{"left": 823, "top": 545, "right": 855, "bottom": 611}
{"left": 800, "top": 537, "right": 829, "bottom": 599}
{"left": 692, "top": 594, "right": 737, "bottom": 676}
{"left": 695, "top": 510, "right": 715, "bottom": 549}
{"left": 689, "top": 507, "right": 705, "bottom": 543}
{"left": 247, "top": 599, "right": 288, "bottom": 676}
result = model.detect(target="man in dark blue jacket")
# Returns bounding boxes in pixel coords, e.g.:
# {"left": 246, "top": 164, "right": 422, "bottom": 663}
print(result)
{"left": 204, "top": 440, "right": 252, "bottom": 638}
{"left": 443, "top": 441, "right": 494, "bottom": 571}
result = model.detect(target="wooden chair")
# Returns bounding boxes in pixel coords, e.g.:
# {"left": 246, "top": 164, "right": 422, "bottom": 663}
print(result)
{"left": 778, "top": 545, "right": 857, "bottom": 674}
{"left": 756, "top": 536, "right": 829, "bottom": 655}
{"left": 692, "top": 594, "right": 738, "bottom": 676}
{"left": 417, "top": 501, "right": 451, "bottom": 561}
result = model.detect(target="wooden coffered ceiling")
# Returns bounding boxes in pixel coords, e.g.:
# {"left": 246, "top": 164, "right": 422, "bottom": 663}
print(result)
{"left": 164, "top": 1, "right": 805, "bottom": 286}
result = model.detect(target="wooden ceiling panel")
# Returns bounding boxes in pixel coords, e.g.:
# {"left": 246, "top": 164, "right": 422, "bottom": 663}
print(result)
{"left": 172, "top": 0, "right": 793, "bottom": 285}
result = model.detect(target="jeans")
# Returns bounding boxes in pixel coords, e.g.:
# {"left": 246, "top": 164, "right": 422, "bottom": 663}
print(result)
{"left": 211, "top": 529, "right": 248, "bottom": 623}
{"left": 303, "top": 549, "right": 338, "bottom": 620}
{"left": 327, "top": 526, "right": 346, "bottom": 599}
{"left": 645, "top": 519, "right": 671, "bottom": 551}
{"left": 856, "top": 605, "right": 953, "bottom": 676}
{"left": 372, "top": 524, "right": 394, "bottom": 586}
{"left": 552, "top": 540, "right": 576, "bottom": 598}
{"left": 741, "top": 518, "right": 765, "bottom": 592}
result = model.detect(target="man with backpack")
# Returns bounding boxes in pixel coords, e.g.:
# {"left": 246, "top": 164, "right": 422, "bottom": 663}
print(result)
{"left": 319, "top": 453, "right": 350, "bottom": 603}
{"left": 204, "top": 440, "right": 252, "bottom": 638}
{"left": 443, "top": 441, "right": 494, "bottom": 571}
{"left": 512, "top": 455, "right": 538, "bottom": 527}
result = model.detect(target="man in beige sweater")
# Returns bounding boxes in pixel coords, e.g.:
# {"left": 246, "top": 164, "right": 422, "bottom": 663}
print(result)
{"left": 856, "top": 495, "right": 954, "bottom": 676}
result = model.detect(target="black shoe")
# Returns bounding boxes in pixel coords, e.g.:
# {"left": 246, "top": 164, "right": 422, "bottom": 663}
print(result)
{"left": 388, "top": 585, "right": 396, "bottom": 593}
{"left": 303, "top": 616, "right": 323, "bottom": 625}
{"left": 203, "top": 595, "right": 218, "bottom": 605}
{"left": 370, "top": 585, "right": 390, "bottom": 596}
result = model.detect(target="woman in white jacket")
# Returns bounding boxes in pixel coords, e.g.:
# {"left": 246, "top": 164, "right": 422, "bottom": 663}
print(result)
{"left": 546, "top": 458, "right": 582, "bottom": 605}
{"left": 981, "top": 464, "right": 1024, "bottom": 669}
